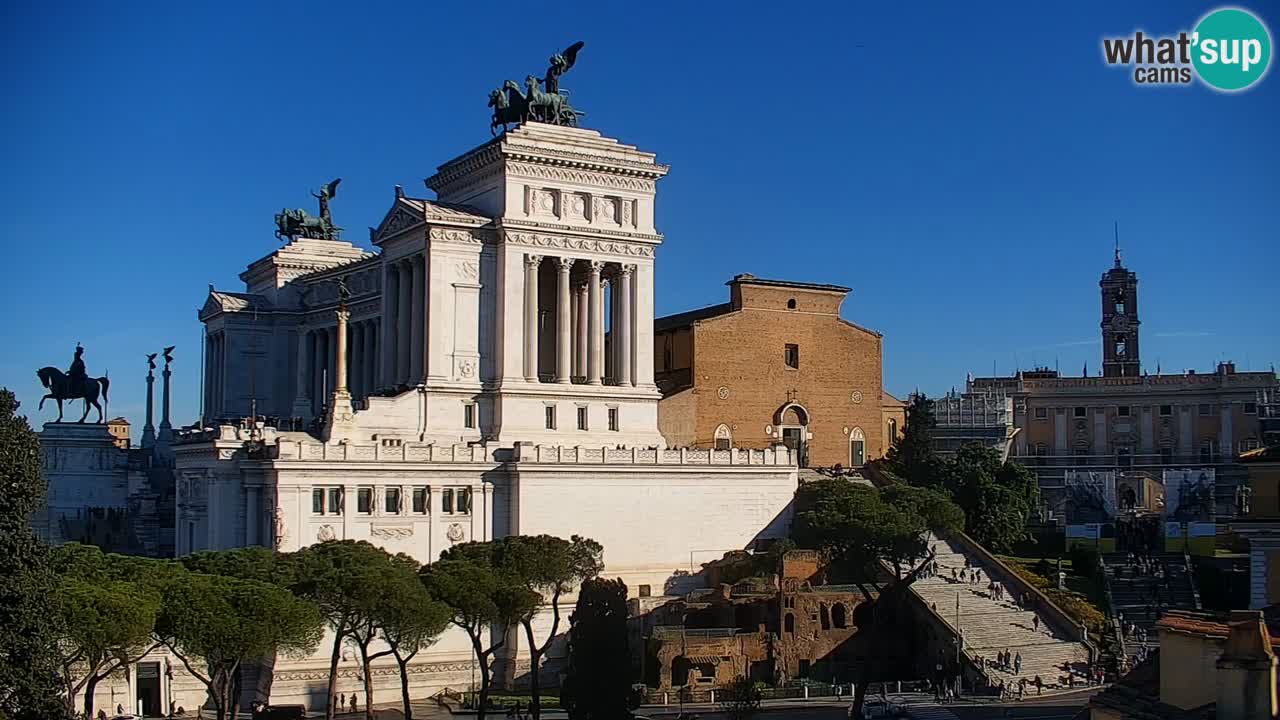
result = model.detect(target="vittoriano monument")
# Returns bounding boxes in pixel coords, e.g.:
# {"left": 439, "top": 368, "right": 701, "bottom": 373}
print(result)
{"left": 275, "top": 177, "right": 342, "bottom": 241}
{"left": 37, "top": 343, "right": 111, "bottom": 423}
{"left": 489, "top": 41, "right": 586, "bottom": 135}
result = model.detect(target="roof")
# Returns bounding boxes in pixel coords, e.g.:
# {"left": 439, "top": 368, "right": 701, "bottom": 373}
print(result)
{"left": 402, "top": 197, "right": 489, "bottom": 225}
{"left": 1157, "top": 609, "right": 1280, "bottom": 649}
{"left": 654, "top": 303, "right": 733, "bottom": 333}
{"left": 204, "top": 290, "right": 273, "bottom": 316}
{"left": 107, "top": 417, "right": 130, "bottom": 425}
{"left": 882, "top": 392, "right": 906, "bottom": 408}
{"left": 728, "top": 273, "right": 851, "bottom": 294}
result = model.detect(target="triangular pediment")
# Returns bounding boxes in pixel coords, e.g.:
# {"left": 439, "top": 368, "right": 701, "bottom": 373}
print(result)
{"left": 371, "top": 198, "right": 425, "bottom": 245}
{"left": 199, "top": 292, "right": 223, "bottom": 321}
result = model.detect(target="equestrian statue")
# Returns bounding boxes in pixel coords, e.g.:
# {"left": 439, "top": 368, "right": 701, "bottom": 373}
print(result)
{"left": 489, "top": 41, "right": 586, "bottom": 135}
{"left": 37, "top": 344, "right": 111, "bottom": 423}
{"left": 275, "top": 178, "right": 342, "bottom": 241}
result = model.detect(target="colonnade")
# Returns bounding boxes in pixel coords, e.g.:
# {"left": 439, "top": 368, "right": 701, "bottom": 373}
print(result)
{"left": 381, "top": 254, "right": 426, "bottom": 389}
{"left": 204, "top": 331, "right": 227, "bottom": 419}
{"left": 523, "top": 255, "right": 637, "bottom": 386}
{"left": 297, "top": 318, "right": 379, "bottom": 415}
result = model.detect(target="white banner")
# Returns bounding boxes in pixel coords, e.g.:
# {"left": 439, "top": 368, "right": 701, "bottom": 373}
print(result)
{"left": 1064, "top": 470, "right": 1117, "bottom": 523}
{"left": 1164, "top": 469, "right": 1216, "bottom": 522}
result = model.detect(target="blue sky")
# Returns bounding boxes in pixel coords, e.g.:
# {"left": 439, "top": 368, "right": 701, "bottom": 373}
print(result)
{"left": 2, "top": 1, "right": 1277, "bottom": 434}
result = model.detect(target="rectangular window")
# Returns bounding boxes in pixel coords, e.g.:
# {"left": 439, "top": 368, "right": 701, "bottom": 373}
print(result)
{"left": 545, "top": 405, "right": 556, "bottom": 430}
{"left": 312, "top": 488, "right": 325, "bottom": 514}
{"left": 638, "top": 584, "right": 652, "bottom": 598}
{"left": 1159, "top": 404, "right": 1173, "bottom": 417}
{"left": 577, "top": 406, "right": 588, "bottom": 431}
{"left": 464, "top": 403, "right": 476, "bottom": 429}
{"left": 357, "top": 487, "right": 373, "bottom": 514}
{"left": 1199, "top": 404, "right": 1211, "bottom": 416}
{"left": 608, "top": 407, "right": 619, "bottom": 432}
{"left": 1034, "top": 407, "right": 1048, "bottom": 420}
{"left": 441, "top": 488, "right": 454, "bottom": 514}
{"left": 1117, "top": 405, "right": 1130, "bottom": 417}
{"left": 412, "top": 487, "right": 428, "bottom": 514}
{"left": 385, "top": 487, "right": 401, "bottom": 514}
{"left": 457, "top": 487, "right": 472, "bottom": 515}
{"left": 1245, "top": 402, "right": 1258, "bottom": 415}
{"left": 1074, "top": 448, "right": 1089, "bottom": 466}
{"left": 784, "top": 344, "right": 800, "bottom": 369}
{"left": 1160, "top": 448, "right": 1174, "bottom": 464}
{"left": 327, "top": 488, "right": 343, "bottom": 515}
{"left": 1074, "top": 406, "right": 1087, "bottom": 418}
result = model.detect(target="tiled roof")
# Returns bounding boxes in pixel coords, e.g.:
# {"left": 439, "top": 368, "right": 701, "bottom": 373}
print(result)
{"left": 208, "top": 290, "right": 273, "bottom": 314}
{"left": 1157, "top": 610, "right": 1280, "bottom": 648}
{"left": 727, "top": 273, "right": 851, "bottom": 294}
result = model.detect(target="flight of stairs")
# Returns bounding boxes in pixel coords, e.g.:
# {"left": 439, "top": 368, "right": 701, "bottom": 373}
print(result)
{"left": 911, "top": 537, "right": 1092, "bottom": 688}
{"left": 1102, "top": 552, "right": 1198, "bottom": 657}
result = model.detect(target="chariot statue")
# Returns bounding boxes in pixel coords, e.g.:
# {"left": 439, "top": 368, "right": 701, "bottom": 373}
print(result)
{"left": 489, "top": 41, "right": 586, "bottom": 135}
{"left": 275, "top": 178, "right": 343, "bottom": 241}
{"left": 37, "top": 344, "right": 111, "bottom": 423}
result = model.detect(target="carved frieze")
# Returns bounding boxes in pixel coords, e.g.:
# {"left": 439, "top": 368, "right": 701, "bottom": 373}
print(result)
{"left": 429, "top": 227, "right": 483, "bottom": 245}
{"left": 501, "top": 231, "right": 654, "bottom": 258}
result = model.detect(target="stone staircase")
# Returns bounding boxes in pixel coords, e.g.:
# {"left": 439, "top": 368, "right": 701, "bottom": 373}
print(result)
{"left": 1102, "top": 552, "right": 1198, "bottom": 657}
{"left": 911, "top": 536, "right": 1092, "bottom": 688}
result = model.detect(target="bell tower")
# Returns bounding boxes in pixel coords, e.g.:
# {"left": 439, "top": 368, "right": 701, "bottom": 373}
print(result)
{"left": 1100, "top": 232, "right": 1140, "bottom": 377}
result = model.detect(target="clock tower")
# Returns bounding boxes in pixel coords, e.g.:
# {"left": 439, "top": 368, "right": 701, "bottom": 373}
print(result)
{"left": 1100, "top": 244, "right": 1140, "bottom": 377}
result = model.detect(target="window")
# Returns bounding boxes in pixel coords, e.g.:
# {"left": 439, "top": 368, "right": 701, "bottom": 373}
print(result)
{"left": 1035, "top": 443, "right": 1048, "bottom": 456}
{"left": 1117, "top": 446, "right": 1132, "bottom": 468}
{"left": 1159, "top": 404, "right": 1173, "bottom": 417}
{"left": 784, "top": 344, "right": 800, "bottom": 369}
{"left": 1074, "top": 448, "right": 1089, "bottom": 466}
{"left": 1200, "top": 441, "right": 1215, "bottom": 464}
{"left": 786, "top": 298, "right": 797, "bottom": 310}
{"left": 412, "top": 487, "right": 428, "bottom": 514}
{"left": 638, "top": 584, "right": 652, "bottom": 598}
{"left": 1199, "top": 404, "right": 1211, "bottom": 416}
{"left": 463, "top": 403, "right": 476, "bottom": 429}
{"left": 545, "top": 405, "right": 556, "bottom": 430}
{"left": 385, "top": 487, "right": 401, "bottom": 514}
{"left": 440, "top": 487, "right": 471, "bottom": 515}
{"left": 1034, "top": 407, "right": 1048, "bottom": 420}
{"left": 327, "top": 488, "right": 344, "bottom": 515}
{"left": 577, "top": 406, "right": 589, "bottom": 431}
{"left": 607, "top": 407, "right": 619, "bottom": 432}
{"left": 357, "top": 487, "right": 373, "bottom": 514}
{"left": 1115, "top": 335, "right": 1127, "bottom": 357}
{"left": 1074, "top": 406, "right": 1087, "bottom": 418}
{"left": 1114, "top": 292, "right": 1125, "bottom": 314}
{"left": 1160, "top": 448, "right": 1174, "bottom": 464}
{"left": 312, "top": 488, "right": 325, "bottom": 514}
{"left": 1244, "top": 438, "right": 1260, "bottom": 452}
{"left": 1245, "top": 402, "right": 1258, "bottom": 415}
{"left": 714, "top": 424, "right": 732, "bottom": 450}
{"left": 1117, "top": 405, "right": 1130, "bottom": 417}
{"left": 887, "top": 419, "right": 898, "bottom": 441}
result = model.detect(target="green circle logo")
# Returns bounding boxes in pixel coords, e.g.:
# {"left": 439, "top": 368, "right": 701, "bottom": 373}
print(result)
{"left": 1192, "top": 7, "right": 1272, "bottom": 91}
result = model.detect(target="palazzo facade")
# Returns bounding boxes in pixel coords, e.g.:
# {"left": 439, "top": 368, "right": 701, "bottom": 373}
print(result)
{"left": 147, "top": 123, "right": 801, "bottom": 712}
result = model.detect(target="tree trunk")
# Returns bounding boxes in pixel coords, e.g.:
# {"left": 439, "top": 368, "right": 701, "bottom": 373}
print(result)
{"left": 523, "top": 620, "right": 543, "bottom": 720}
{"left": 83, "top": 674, "right": 101, "bottom": 719}
{"left": 325, "top": 630, "right": 344, "bottom": 720}
{"left": 229, "top": 664, "right": 242, "bottom": 720}
{"left": 360, "top": 649, "right": 375, "bottom": 720}
{"left": 397, "top": 655, "right": 414, "bottom": 720}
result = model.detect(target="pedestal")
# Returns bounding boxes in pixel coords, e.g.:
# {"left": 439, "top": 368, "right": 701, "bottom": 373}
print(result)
{"left": 36, "top": 423, "right": 129, "bottom": 546}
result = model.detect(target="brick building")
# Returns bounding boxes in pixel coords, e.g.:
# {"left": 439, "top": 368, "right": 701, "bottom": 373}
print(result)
{"left": 655, "top": 275, "right": 891, "bottom": 468}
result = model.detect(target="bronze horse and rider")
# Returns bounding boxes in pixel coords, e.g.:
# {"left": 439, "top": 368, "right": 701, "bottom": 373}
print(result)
{"left": 489, "top": 41, "right": 586, "bottom": 135}
{"left": 37, "top": 344, "right": 111, "bottom": 423}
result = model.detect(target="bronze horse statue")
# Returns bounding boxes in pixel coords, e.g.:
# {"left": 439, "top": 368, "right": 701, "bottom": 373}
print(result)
{"left": 37, "top": 367, "right": 110, "bottom": 423}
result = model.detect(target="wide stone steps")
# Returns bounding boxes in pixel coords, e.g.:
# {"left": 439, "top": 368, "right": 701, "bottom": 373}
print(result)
{"left": 910, "top": 537, "right": 1092, "bottom": 687}
{"left": 1101, "top": 553, "right": 1198, "bottom": 656}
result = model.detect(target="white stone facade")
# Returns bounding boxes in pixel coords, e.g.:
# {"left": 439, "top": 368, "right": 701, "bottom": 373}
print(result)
{"left": 166, "top": 124, "right": 800, "bottom": 710}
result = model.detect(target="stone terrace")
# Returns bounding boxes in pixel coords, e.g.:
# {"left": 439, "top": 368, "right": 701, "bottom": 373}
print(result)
{"left": 913, "top": 536, "right": 1092, "bottom": 687}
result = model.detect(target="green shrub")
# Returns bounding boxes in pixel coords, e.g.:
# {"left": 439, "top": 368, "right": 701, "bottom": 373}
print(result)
{"left": 1043, "top": 588, "right": 1107, "bottom": 636}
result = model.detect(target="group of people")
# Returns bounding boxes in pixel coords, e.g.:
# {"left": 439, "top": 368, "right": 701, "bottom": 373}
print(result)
{"left": 331, "top": 693, "right": 360, "bottom": 714}
{"left": 976, "top": 649, "right": 1023, "bottom": 676}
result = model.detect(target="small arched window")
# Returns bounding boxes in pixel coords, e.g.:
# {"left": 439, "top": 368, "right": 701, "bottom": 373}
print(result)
{"left": 714, "top": 423, "right": 732, "bottom": 450}
{"left": 832, "top": 603, "right": 847, "bottom": 628}
{"left": 787, "top": 298, "right": 797, "bottom": 310}
{"left": 784, "top": 612, "right": 795, "bottom": 635}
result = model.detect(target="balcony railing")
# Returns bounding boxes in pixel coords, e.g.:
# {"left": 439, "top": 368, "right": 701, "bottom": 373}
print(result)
{"left": 1013, "top": 452, "right": 1236, "bottom": 469}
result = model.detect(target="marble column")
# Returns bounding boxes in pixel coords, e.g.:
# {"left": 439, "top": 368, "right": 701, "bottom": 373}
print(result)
{"left": 396, "top": 260, "right": 412, "bottom": 385}
{"left": 351, "top": 322, "right": 364, "bottom": 399}
{"left": 293, "top": 329, "right": 312, "bottom": 417}
{"left": 570, "top": 282, "right": 581, "bottom": 378}
{"left": 555, "top": 257, "right": 573, "bottom": 383}
{"left": 335, "top": 312, "right": 349, "bottom": 393}
{"left": 618, "top": 265, "right": 634, "bottom": 386}
{"left": 410, "top": 255, "right": 425, "bottom": 384}
{"left": 600, "top": 276, "right": 611, "bottom": 383}
{"left": 364, "top": 322, "right": 377, "bottom": 400}
{"left": 381, "top": 264, "right": 400, "bottom": 389}
{"left": 575, "top": 283, "right": 588, "bottom": 382}
{"left": 142, "top": 367, "right": 156, "bottom": 448}
{"left": 246, "top": 486, "right": 261, "bottom": 546}
{"left": 160, "top": 359, "right": 173, "bottom": 439}
{"left": 313, "top": 330, "right": 327, "bottom": 413}
{"left": 523, "top": 255, "right": 542, "bottom": 382}
{"left": 587, "top": 261, "right": 604, "bottom": 385}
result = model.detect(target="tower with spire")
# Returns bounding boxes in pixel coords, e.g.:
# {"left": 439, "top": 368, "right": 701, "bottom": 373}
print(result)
{"left": 1100, "top": 223, "right": 1140, "bottom": 378}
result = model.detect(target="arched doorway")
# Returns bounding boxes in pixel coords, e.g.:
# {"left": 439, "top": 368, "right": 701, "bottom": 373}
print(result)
{"left": 775, "top": 402, "right": 810, "bottom": 467}
{"left": 714, "top": 423, "right": 732, "bottom": 450}
{"left": 849, "top": 427, "right": 865, "bottom": 468}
